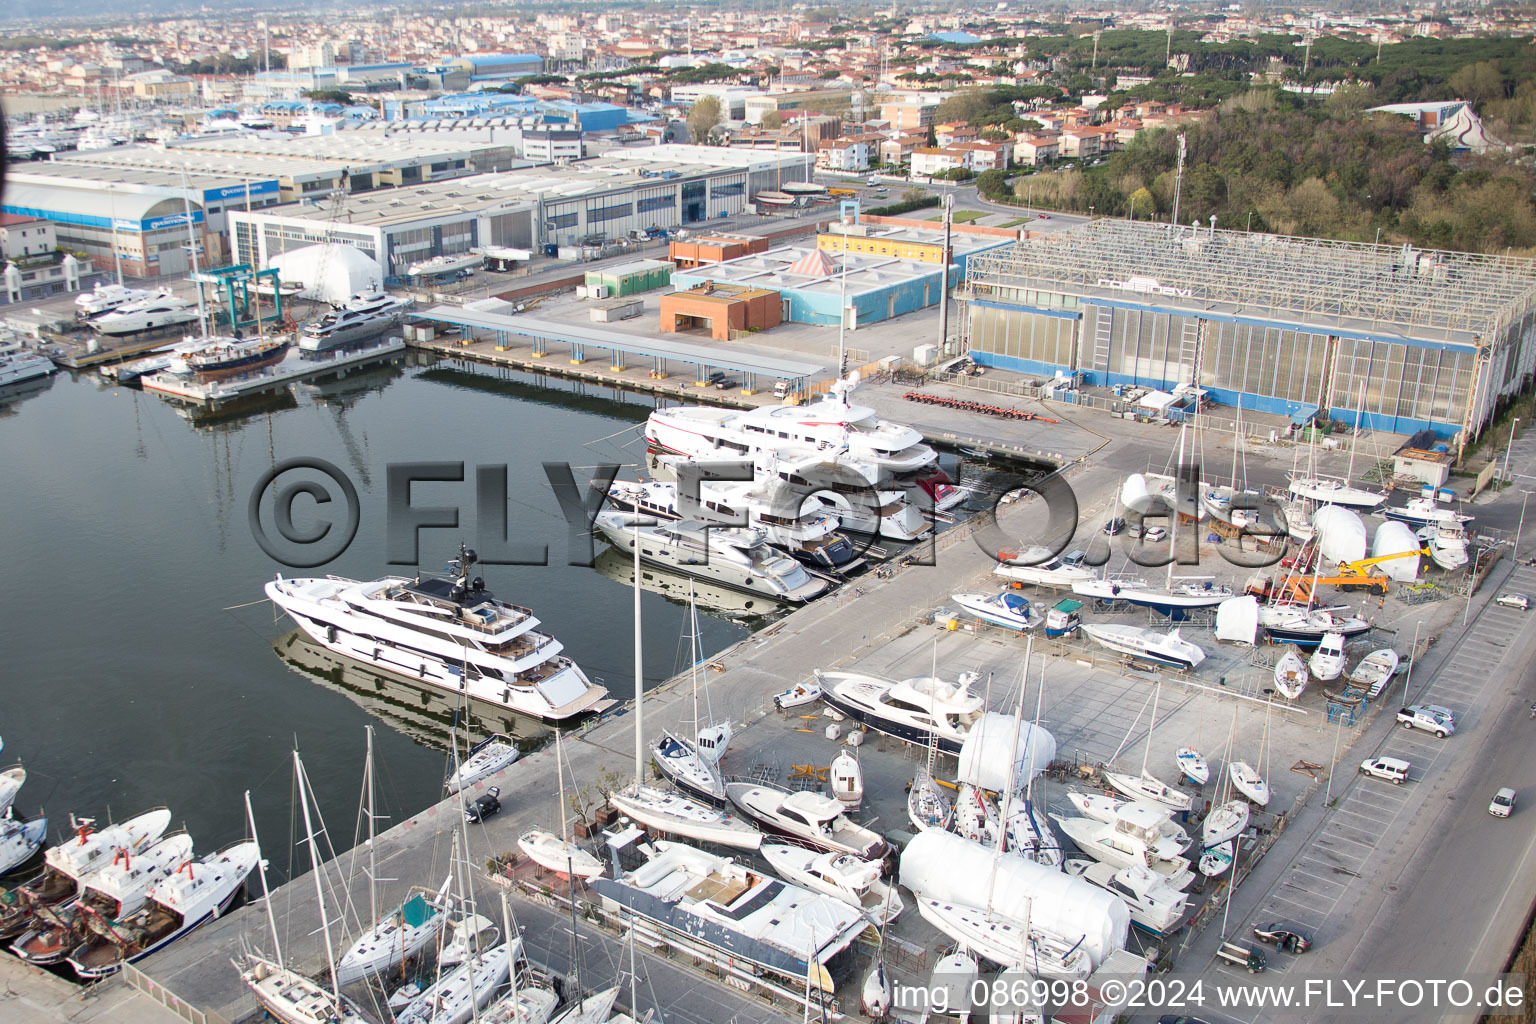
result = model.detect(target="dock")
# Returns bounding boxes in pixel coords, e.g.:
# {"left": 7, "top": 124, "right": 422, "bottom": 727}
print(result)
{"left": 142, "top": 338, "right": 407, "bottom": 405}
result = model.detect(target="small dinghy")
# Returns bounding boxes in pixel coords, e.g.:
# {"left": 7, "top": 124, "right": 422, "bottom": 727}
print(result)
{"left": 1175, "top": 747, "right": 1209, "bottom": 786}
{"left": 773, "top": 680, "right": 822, "bottom": 709}
{"left": 1229, "top": 761, "right": 1270, "bottom": 806}
{"left": 1273, "top": 648, "right": 1308, "bottom": 700}
{"left": 1201, "top": 800, "right": 1250, "bottom": 847}
{"left": 1199, "top": 840, "right": 1235, "bottom": 876}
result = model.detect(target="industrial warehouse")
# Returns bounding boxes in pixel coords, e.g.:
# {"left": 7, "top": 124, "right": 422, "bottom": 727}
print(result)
{"left": 960, "top": 219, "right": 1536, "bottom": 441}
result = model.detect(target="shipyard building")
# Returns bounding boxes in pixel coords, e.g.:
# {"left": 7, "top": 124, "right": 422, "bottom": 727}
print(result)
{"left": 961, "top": 220, "right": 1536, "bottom": 440}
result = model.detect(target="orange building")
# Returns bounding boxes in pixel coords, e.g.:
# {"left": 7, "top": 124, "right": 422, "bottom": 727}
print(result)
{"left": 659, "top": 283, "right": 782, "bottom": 341}
{"left": 669, "top": 233, "right": 769, "bottom": 269}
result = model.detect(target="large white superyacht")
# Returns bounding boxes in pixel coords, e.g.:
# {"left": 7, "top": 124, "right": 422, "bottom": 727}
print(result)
{"left": 265, "top": 544, "right": 612, "bottom": 722}
{"left": 592, "top": 511, "right": 828, "bottom": 602}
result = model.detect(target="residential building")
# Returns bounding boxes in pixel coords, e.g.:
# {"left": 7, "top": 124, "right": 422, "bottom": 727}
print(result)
{"left": 910, "top": 147, "right": 965, "bottom": 177}
{"left": 815, "top": 136, "right": 871, "bottom": 172}
{"left": 1013, "top": 133, "right": 1059, "bottom": 166}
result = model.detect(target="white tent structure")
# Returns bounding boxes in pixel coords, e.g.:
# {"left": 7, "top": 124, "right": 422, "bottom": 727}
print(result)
{"left": 956, "top": 712, "right": 1056, "bottom": 794}
{"left": 1314, "top": 505, "right": 1368, "bottom": 565}
{"left": 1427, "top": 106, "right": 1494, "bottom": 154}
{"left": 1370, "top": 521, "right": 1422, "bottom": 582}
{"left": 267, "top": 244, "right": 383, "bottom": 304}
{"left": 1215, "top": 595, "right": 1259, "bottom": 645}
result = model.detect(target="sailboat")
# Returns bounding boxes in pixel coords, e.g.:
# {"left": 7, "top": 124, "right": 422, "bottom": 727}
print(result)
{"left": 335, "top": 727, "right": 452, "bottom": 986}
{"left": 1229, "top": 761, "right": 1270, "bottom": 806}
{"left": 1289, "top": 383, "right": 1386, "bottom": 511}
{"left": 1202, "top": 401, "right": 1263, "bottom": 529}
{"left": 1202, "top": 801, "right": 1250, "bottom": 847}
{"left": 1174, "top": 748, "right": 1208, "bottom": 787}
{"left": 1273, "top": 648, "right": 1308, "bottom": 700}
{"left": 479, "top": 894, "right": 561, "bottom": 1024}
{"left": 649, "top": 586, "right": 731, "bottom": 804}
{"left": 1102, "top": 683, "right": 1192, "bottom": 813}
{"left": 908, "top": 769, "right": 952, "bottom": 832}
{"left": 1198, "top": 840, "right": 1234, "bottom": 877}
{"left": 517, "top": 728, "right": 605, "bottom": 880}
{"left": 445, "top": 732, "right": 520, "bottom": 792}
{"left": 238, "top": 759, "right": 370, "bottom": 1024}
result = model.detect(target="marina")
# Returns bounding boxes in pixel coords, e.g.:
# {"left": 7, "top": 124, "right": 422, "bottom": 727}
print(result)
{"left": 142, "top": 337, "right": 408, "bottom": 405}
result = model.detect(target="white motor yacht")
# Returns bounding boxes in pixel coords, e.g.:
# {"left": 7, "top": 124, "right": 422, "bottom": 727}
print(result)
{"left": 992, "top": 547, "right": 1096, "bottom": 590}
{"left": 814, "top": 669, "right": 986, "bottom": 754}
{"left": 608, "top": 784, "right": 763, "bottom": 849}
{"left": 1065, "top": 791, "right": 1190, "bottom": 849}
{"left": 1063, "top": 859, "right": 1188, "bottom": 937}
{"left": 90, "top": 295, "right": 200, "bottom": 336}
{"left": 265, "top": 544, "right": 611, "bottom": 722}
{"left": 1081, "top": 624, "right": 1206, "bottom": 671}
{"left": 952, "top": 590, "right": 1040, "bottom": 630}
{"left": 1051, "top": 806, "right": 1195, "bottom": 891}
{"left": 299, "top": 291, "right": 412, "bottom": 352}
{"left": 1308, "top": 631, "right": 1347, "bottom": 681}
{"left": 0, "top": 816, "right": 47, "bottom": 876}
{"left": 0, "top": 339, "right": 55, "bottom": 388}
{"left": 593, "top": 511, "right": 828, "bottom": 602}
{"left": 1418, "top": 521, "right": 1470, "bottom": 571}
{"left": 760, "top": 843, "right": 905, "bottom": 926}
{"left": 725, "top": 784, "right": 885, "bottom": 860}
{"left": 75, "top": 283, "right": 158, "bottom": 318}
{"left": 1385, "top": 496, "right": 1472, "bottom": 530}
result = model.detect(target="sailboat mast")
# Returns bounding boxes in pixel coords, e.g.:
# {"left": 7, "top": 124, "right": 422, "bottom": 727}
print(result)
{"left": 633, "top": 517, "right": 644, "bottom": 786}
{"left": 365, "top": 725, "right": 377, "bottom": 928}
{"left": 556, "top": 728, "right": 568, "bottom": 840}
{"left": 988, "top": 641, "right": 1033, "bottom": 913}
{"left": 1141, "top": 682, "right": 1162, "bottom": 777}
{"left": 293, "top": 752, "right": 344, "bottom": 1008}
{"left": 690, "top": 580, "right": 699, "bottom": 735}
{"left": 244, "top": 789, "right": 283, "bottom": 966}
{"left": 1170, "top": 423, "right": 1186, "bottom": 587}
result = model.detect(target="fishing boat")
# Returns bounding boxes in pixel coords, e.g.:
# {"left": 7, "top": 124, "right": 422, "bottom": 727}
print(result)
{"left": 1051, "top": 806, "right": 1196, "bottom": 892}
{"left": 1044, "top": 599, "right": 1083, "bottom": 637}
{"left": 265, "top": 543, "right": 611, "bottom": 722}
{"left": 1174, "top": 748, "right": 1208, "bottom": 787}
{"left": 952, "top": 590, "right": 1040, "bottom": 630}
{"left": 1198, "top": 841, "right": 1234, "bottom": 876}
{"left": 11, "top": 833, "right": 193, "bottom": 965}
{"left": 725, "top": 784, "right": 885, "bottom": 859}
{"left": 1062, "top": 859, "right": 1188, "bottom": 937}
{"left": 1229, "top": 761, "right": 1270, "bottom": 806}
{"left": 1081, "top": 624, "right": 1206, "bottom": 671}
{"left": 593, "top": 511, "right": 828, "bottom": 602}
{"left": 1065, "top": 792, "right": 1190, "bottom": 850}
{"left": 815, "top": 669, "right": 985, "bottom": 754}
{"left": 1308, "top": 631, "right": 1346, "bottom": 682}
{"left": 67, "top": 840, "right": 258, "bottom": 979}
{"left": 446, "top": 733, "right": 520, "bottom": 792}
{"left": 907, "top": 769, "right": 952, "bottom": 832}
{"left": 1274, "top": 648, "right": 1308, "bottom": 699}
{"left": 1258, "top": 604, "right": 1372, "bottom": 647}
{"left": 760, "top": 844, "right": 904, "bottom": 926}
{"left": 171, "top": 335, "right": 289, "bottom": 380}
{"left": 0, "top": 809, "right": 172, "bottom": 939}
{"left": 608, "top": 784, "right": 763, "bottom": 850}
{"left": 1201, "top": 800, "right": 1250, "bottom": 847}
{"left": 772, "top": 680, "right": 821, "bottom": 709}
{"left": 1102, "top": 771, "right": 1192, "bottom": 814}
{"left": 830, "top": 751, "right": 864, "bottom": 810}
{"left": 1349, "top": 648, "right": 1400, "bottom": 699}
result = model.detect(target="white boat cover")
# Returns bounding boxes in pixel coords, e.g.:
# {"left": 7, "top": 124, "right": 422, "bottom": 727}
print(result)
{"left": 1314, "top": 505, "right": 1367, "bottom": 564}
{"left": 957, "top": 713, "right": 1056, "bottom": 794}
{"left": 1370, "top": 521, "right": 1421, "bottom": 582}
{"left": 899, "top": 831, "right": 1128, "bottom": 967}
{"left": 1214, "top": 596, "right": 1259, "bottom": 644}
{"left": 267, "top": 244, "right": 383, "bottom": 304}
{"left": 1120, "top": 474, "right": 1152, "bottom": 514}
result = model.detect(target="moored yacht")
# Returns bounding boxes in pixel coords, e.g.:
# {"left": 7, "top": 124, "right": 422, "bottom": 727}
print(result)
{"left": 171, "top": 335, "right": 289, "bottom": 380}
{"left": 605, "top": 477, "right": 859, "bottom": 571}
{"left": 299, "top": 291, "right": 412, "bottom": 353}
{"left": 814, "top": 669, "right": 986, "bottom": 754}
{"left": 265, "top": 544, "right": 611, "bottom": 722}
{"left": 0, "top": 816, "right": 48, "bottom": 876}
{"left": 593, "top": 510, "right": 828, "bottom": 602}
{"left": 0, "top": 345, "right": 55, "bottom": 388}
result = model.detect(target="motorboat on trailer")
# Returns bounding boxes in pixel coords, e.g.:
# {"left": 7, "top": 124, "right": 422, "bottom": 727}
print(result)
{"left": 608, "top": 784, "right": 763, "bottom": 850}
{"left": 1080, "top": 624, "right": 1206, "bottom": 671}
{"left": 265, "top": 544, "right": 611, "bottom": 723}
{"left": 1063, "top": 859, "right": 1188, "bottom": 937}
{"left": 593, "top": 511, "right": 829, "bottom": 602}
{"left": 760, "top": 843, "right": 905, "bottom": 926}
{"left": 951, "top": 589, "right": 1041, "bottom": 630}
{"left": 66, "top": 841, "right": 258, "bottom": 980}
{"left": 814, "top": 669, "right": 986, "bottom": 754}
{"left": 299, "top": 291, "right": 412, "bottom": 353}
{"left": 772, "top": 680, "right": 821, "bottom": 710}
{"left": 605, "top": 477, "right": 860, "bottom": 571}
{"left": 725, "top": 784, "right": 885, "bottom": 860}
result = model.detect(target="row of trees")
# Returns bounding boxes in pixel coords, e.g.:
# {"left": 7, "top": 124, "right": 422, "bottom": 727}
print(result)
{"left": 1003, "top": 89, "right": 1536, "bottom": 254}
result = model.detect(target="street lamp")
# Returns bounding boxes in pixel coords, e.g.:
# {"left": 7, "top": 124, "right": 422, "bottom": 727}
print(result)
{"left": 1517, "top": 490, "right": 1532, "bottom": 557}
{"left": 1503, "top": 418, "right": 1521, "bottom": 483}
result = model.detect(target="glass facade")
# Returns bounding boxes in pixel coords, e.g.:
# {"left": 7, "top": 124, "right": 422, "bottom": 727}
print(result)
{"left": 967, "top": 304, "right": 1076, "bottom": 369}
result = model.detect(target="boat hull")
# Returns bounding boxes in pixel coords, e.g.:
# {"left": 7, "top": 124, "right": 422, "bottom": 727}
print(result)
{"left": 819, "top": 686, "right": 962, "bottom": 755}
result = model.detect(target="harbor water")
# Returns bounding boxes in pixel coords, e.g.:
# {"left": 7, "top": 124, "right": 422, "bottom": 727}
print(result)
{"left": 0, "top": 355, "right": 756, "bottom": 881}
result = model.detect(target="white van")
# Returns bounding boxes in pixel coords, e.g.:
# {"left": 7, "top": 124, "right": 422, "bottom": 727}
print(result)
{"left": 1359, "top": 756, "right": 1410, "bottom": 785}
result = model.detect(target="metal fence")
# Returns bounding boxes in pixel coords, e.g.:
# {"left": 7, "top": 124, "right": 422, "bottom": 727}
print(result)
{"left": 122, "top": 963, "right": 230, "bottom": 1024}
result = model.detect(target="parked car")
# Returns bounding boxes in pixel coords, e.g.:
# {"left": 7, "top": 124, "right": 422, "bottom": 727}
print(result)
{"left": 713, "top": 378, "right": 738, "bottom": 390}
{"left": 464, "top": 786, "right": 502, "bottom": 824}
{"left": 1397, "top": 704, "right": 1455, "bottom": 738}
{"left": 1252, "top": 923, "right": 1313, "bottom": 953}
{"left": 1497, "top": 593, "right": 1531, "bottom": 610}
{"left": 1359, "top": 756, "right": 1410, "bottom": 785}
{"left": 1103, "top": 516, "right": 1126, "bottom": 536}
{"left": 1061, "top": 549, "right": 1087, "bottom": 567}
{"left": 1490, "top": 787, "right": 1517, "bottom": 818}
{"left": 1142, "top": 525, "right": 1169, "bottom": 543}
{"left": 1036, "top": 213, "right": 1050, "bottom": 220}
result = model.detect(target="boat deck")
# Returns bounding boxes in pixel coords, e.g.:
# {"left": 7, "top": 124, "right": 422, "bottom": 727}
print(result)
{"left": 142, "top": 338, "right": 405, "bottom": 405}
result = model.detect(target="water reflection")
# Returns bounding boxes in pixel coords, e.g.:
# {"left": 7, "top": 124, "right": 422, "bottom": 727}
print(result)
{"left": 590, "top": 546, "right": 793, "bottom": 627}
{"left": 0, "top": 375, "right": 56, "bottom": 417}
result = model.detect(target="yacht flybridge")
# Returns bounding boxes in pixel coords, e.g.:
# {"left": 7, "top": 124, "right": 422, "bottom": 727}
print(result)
{"left": 646, "top": 377, "right": 935, "bottom": 474}
{"left": 265, "top": 544, "right": 612, "bottom": 722}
